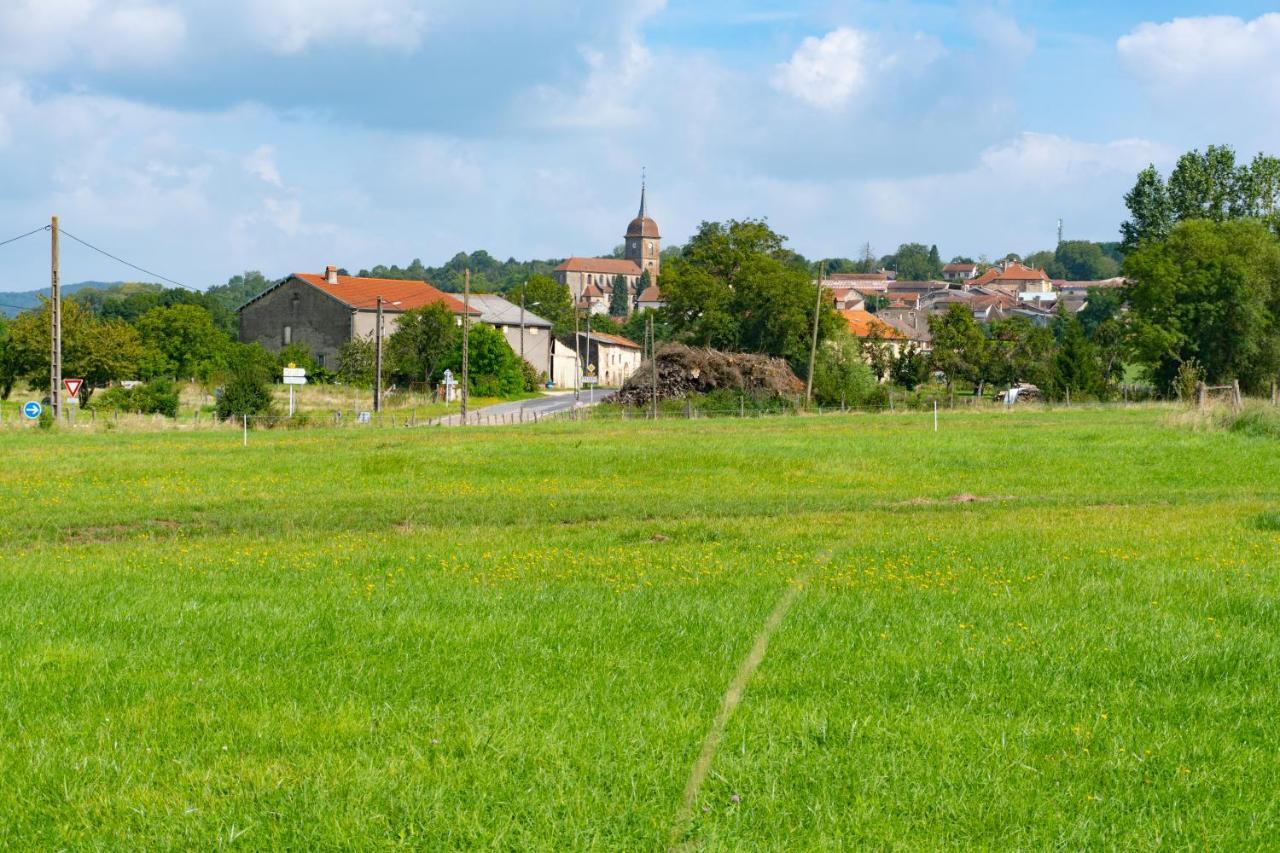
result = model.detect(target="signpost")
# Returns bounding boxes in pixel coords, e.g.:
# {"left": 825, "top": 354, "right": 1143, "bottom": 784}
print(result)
{"left": 282, "top": 365, "right": 307, "bottom": 417}
{"left": 584, "top": 363, "right": 597, "bottom": 403}
{"left": 63, "top": 378, "right": 83, "bottom": 399}
{"left": 22, "top": 401, "right": 42, "bottom": 420}
{"left": 442, "top": 369, "right": 457, "bottom": 403}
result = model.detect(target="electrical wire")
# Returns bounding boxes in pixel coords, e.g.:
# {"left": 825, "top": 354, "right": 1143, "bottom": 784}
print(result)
{"left": 55, "top": 226, "right": 196, "bottom": 291}
{"left": 0, "top": 225, "right": 49, "bottom": 250}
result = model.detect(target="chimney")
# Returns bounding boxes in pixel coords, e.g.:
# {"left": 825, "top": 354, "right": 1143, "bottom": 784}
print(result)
{"left": 325, "top": 265, "right": 338, "bottom": 285}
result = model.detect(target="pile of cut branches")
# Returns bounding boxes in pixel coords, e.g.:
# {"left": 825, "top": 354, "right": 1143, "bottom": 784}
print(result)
{"left": 617, "top": 344, "right": 803, "bottom": 406}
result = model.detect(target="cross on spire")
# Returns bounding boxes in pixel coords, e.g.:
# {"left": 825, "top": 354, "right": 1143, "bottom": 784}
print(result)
{"left": 638, "top": 167, "right": 648, "bottom": 220}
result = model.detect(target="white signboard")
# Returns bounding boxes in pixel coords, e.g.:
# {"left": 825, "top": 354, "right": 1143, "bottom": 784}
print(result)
{"left": 282, "top": 367, "right": 308, "bottom": 386}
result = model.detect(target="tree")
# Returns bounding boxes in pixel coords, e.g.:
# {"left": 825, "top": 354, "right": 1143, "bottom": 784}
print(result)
{"left": 387, "top": 302, "right": 458, "bottom": 386}
{"left": 894, "top": 243, "right": 942, "bottom": 280}
{"left": 0, "top": 315, "right": 13, "bottom": 399}
{"left": 1167, "top": 145, "right": 1243, "bottom": 223}
{"left": 440, "top": 323, "right": 524, "bottom": 398}
{"left": 337, "top": 337, "right": 377, "bottom": 388}
{"left": 609, "top": 274, "right": 630, "bottom": 317}
{"left": 508, "top": 274, "right": 574, "bottom": 336}
{"left": 859, "top": 327, "right": 894, "bottom": 382}
{"left": 1121, "top": 165, "right": 1173, "bottom": 252}
{"left": 1025, "top": 250, "right": 1066, "bottom": 279}
{"left": 1123, "top": 218, "right": 1280, "bottom": 393}
{"left": 1055, "top": 241, "right": 1120, "bottom": 281}
{"left": 1051, "top": 306, "right": 1106, "bottom": 400}
{"left": 636, "top": 268, "right": 652, "bottom": 298}
{"left": 891, "top": 343, "right": 929, "bottom": 390}
{"left": 929, "top": 304, "right": 990, "bottom": 393}
{"left": 660, "top": 219, "right": 839, "bottom": 371}
{"left": 4, "top": 299, "right": 142, "bottom": 402}
{"left": 987, "top": 317, "right": 1054, "bottom": 389}
{"left": 812, "top": 335, "right": 876, "bottom": 406}
{"left": 135, "top": 303, "right": 230, "bottom": 381}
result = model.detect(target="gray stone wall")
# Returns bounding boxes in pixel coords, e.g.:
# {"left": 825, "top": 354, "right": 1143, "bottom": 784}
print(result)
{"left": 239, "top": 279, "right": 353, "bottom": 369}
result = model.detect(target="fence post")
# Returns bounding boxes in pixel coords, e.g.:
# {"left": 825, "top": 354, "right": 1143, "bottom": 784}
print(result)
{"left": 242, "top": 414, "right": 247, "bottom": 447}
{"left": 1196, "top": 381, "right": 1207, "bottom": 410}
{"left": 1272, "top": 380, "right": 1278, "bottom": 406}
{"left": 933, "top": 400, "right": 938, "bottom": 432}
{"left": 1232, "top": 379, "right": 1243, "bottom": 410}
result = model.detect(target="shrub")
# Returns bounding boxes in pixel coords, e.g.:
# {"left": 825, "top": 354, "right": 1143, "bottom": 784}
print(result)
{"left": 812, "top": 337, "right": 877, "bottom": 407}
{"left": 91, "top": 379, "right": 180, "bottom": 418}
{"left": 216, "top": 373, "right": 274, "bottom": 420}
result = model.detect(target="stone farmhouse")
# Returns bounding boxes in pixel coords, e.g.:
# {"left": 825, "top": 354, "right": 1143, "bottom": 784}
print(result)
{"left": 238, "top": 266, "right": 479, "bottom": 371}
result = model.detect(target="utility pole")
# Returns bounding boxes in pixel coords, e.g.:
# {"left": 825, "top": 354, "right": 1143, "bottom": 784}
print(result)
{"left": 805, "top": 260, "right": 825, "bottom": 408}
{"left": 573, "top": 293, "right": 581, "bottom": 401}
{"left": 586, "top": 302, "right": 593, "bottom": 405}
{"left": 519, "top": 283, "right": 526, "bottom": 362}
{"left": 374, "top": 295, "right": 384, "bottom": 413}
{"left": 50, "top": 216, "right": 61, "bottom": 421}
{"left": 461, "top": 268, "right": 471, "bottom": 422}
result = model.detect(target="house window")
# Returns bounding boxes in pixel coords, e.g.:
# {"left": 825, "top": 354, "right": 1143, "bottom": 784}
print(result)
{"left": 317, "top": 353, "right": 326, "bottom": 368}
{"left": 283, "top": 326, "right": 292, "bottom": 345}
{"left": 528, "top": 327, "right": 539, "bottom": 335}
{"left": 291, "top": 293, "right": 300, "bottom": 312}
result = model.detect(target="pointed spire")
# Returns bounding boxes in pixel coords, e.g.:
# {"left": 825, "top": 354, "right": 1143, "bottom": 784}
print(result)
{"left": 638, "top": 167, "right": 648, "bottom": 220}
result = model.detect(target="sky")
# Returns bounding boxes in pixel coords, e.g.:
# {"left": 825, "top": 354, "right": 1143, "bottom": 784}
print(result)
{"left": 1, "top": 0, "right": 1278, "bottom": 290}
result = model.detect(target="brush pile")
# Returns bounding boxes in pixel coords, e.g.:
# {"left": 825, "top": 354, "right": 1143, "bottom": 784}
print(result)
{"left": 617, "top": 344, "right": 804, "bottom": 406}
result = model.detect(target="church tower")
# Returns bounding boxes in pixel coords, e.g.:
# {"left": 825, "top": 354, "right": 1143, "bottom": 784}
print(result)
{"left": 624, "top": 175, "right": 661, "bottom": 279}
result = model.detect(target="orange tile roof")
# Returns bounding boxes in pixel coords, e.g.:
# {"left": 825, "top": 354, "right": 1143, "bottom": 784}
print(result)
{"left": 293, "top": 273, "right": 479, "bottom": 314}
{"left": 970, "top": 268, "right": 1000, "bottom": 286}
{"left": 581, "top": 331, "right": 641, "bottom": 349}
{"left": 555, "top": 257, "right": 643, "bottom": 276}
{"left": 840, "top": 309, "right": 906, "bottom": 340}
{"left": 994, "top": 262, "right": 1049, "bottom": 282}
{"left": 637, "top": 284, "right": 663, "bottom": 301}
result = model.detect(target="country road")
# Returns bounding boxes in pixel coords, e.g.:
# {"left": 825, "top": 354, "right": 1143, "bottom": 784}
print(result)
{"left": 430, "top": 389, "right": 616, "bottom": 426}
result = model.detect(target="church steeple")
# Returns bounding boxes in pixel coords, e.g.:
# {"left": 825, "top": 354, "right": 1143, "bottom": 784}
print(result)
{"left": 625, "top": 169, "right": 660, "bottom": 279}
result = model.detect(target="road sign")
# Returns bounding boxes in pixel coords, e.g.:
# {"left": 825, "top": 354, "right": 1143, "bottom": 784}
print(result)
{"left": 22, "top": 401, "right": 42, "bottom": 420}
{"left": 282, "top": 367, "right": 307, "bottom": 386}
{"left": 63, "top": 378, "right": 83, "bottom": 398}
{"left": 582, "top": 376, "right": 599, "bottom": 385}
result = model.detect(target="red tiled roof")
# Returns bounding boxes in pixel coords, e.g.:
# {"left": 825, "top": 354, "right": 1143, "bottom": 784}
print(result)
{"left": 993, "top": 262, "right": 1049, "bottom": 282}
{"left": 970, "top": 268, "right": 1000, "bottom": 286}
{"left": 582, "top": 283, "right": 605, "bottom": 298}
{"left": 637, "top": 285, "right": 663, "bottom": 302}
{"left": 943, "top": 262, "right": 977, "bottom": 273}
{"left": 841, "top": 309, "right": 906, "bottom": 340}
{"left": 582, "top": 331, "right": 641, "bottom": 349}
{"left": 827, "top": 272, "right": 892, "bottom": 282}
{"left": 293, "top": 273, "right": 479, "bottom": 314}
{"left": 555, "top": 257, "right": 642, "bottom": 276}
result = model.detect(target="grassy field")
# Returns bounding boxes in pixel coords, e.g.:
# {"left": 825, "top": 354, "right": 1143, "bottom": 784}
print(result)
{"left": 2, "top": 406, "right": 1279, "bottom": 848}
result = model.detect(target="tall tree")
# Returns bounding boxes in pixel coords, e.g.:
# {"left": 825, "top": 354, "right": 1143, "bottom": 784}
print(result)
{"left": 609, "top": 274, "right": 630, "bottom": 317}
{"left": 508, "top": 275, "right": 574, "bottom": 336}
{"left": 135, "top": 303, "right": 230, "bottom": 381}
{"left": 1120, "top": 165, "right": 1173, "bottom": 252}
{"left": 1055, "top": 241, "right": 1120, "bottom": 280}
{"left": 1123, "top": 218, "right": 1280, "bottom": 393}
{"left": 1167, "top": 145, "right": 1243, "bottom": 223}
{"left": 660, "top": 219, "right": 839, "bottom": 372}
{"left": 387, "top": 302, "right": 459, "bottom": 386}
{"left": 929, "top": 304, "right": 991, "bottom": 393}
{"left": 1051, "top": 306, "right": 1106, "bottom": 400}
{"left": 894, "top": 243, "right": 942, "bottom": 280}
{"left": 5, "top": 299, "right": 141, "bottom": 402}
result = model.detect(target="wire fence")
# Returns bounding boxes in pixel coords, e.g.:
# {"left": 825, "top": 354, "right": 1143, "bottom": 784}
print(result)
{"left": 2, "top": 384, "right": 1272, "bottom": 434}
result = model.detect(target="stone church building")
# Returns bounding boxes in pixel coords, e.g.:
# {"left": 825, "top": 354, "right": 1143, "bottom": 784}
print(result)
{"left": 554, "top": 183, "right": 664, "bottom": 316}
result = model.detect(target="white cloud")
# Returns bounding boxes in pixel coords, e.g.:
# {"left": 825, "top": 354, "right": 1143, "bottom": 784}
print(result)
{"left": 245, "top": 145, "right": 284, "bottom": 188}
{"left": 0, "top": 0, "right": 186, "bottom": 72}
{"left": 1118, "top": 14, "right": 1280, "bottom": 121}
{"left": 244, "top": 0, "right": 429, "bottom": 54}
{"left": 772, "top": 28, "right": 872, "bottom": 111}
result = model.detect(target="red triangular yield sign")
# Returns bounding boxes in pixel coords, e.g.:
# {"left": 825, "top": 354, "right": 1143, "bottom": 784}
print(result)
{"left": 63, "top": 378, "right": 84, "bottom": 397}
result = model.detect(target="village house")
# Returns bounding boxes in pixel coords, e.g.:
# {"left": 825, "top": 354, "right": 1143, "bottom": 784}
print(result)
{"left": 465, "top": 294, "right": 557, "bottom": 381}
{"left": 942, "top": 262, "right": 978, "bottom": 282}
{"left": 840, "top": 308, "right": 908, "bottom": 360}
{"left": 562, "top": 331, "right": 643, "bottom": 387}
{"left": 238, "top": 266, "right": 479, "bottom": 369}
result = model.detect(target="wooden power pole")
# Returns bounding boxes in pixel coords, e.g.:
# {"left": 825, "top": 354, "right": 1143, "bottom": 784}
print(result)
{"left": 374, "top": 295, "right": 384, "bottom": 413}
{"left": 461, "top": 268, "right": 471, "bottom": 421}
{"left": 50, "top": 216, "right": 62, "bottom": 421}
{"left": 805, "top": 260, "right": 825, "bottom": 407}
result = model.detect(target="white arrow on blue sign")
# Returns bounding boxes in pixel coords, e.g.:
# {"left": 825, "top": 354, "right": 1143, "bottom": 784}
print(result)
{"left": 22, "top": 401, "right": 42, "bottom": 419}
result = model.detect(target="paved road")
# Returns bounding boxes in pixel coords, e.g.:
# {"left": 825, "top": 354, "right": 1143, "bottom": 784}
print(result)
{"left": 431, "top": 389, "right": 616, "bottom": 426}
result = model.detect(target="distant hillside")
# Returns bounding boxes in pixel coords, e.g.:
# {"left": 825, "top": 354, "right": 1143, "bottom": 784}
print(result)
{"left": 0, "top": 282, "right": 126, "bottom": 317}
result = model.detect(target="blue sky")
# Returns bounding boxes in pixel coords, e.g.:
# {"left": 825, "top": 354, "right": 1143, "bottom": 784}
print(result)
{"left": 0, "top": 1, "right": 1277, "bottom": 289}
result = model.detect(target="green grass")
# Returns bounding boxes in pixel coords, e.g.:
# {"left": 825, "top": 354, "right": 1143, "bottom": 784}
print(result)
{"left": 2, "top": 407, "right": 1279, "bottom": 848}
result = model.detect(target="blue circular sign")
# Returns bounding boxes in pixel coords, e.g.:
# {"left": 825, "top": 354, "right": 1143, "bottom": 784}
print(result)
{"left": 22, "top": 401, "right": 42, "bottom": 419}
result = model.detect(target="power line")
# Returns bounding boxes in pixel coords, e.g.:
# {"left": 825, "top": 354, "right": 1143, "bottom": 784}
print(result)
{"left": 55, "top": 226, "right": 196, "bottom": 291}
{"left": 0, "top": 225, "right": 49, "bottom": 250}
